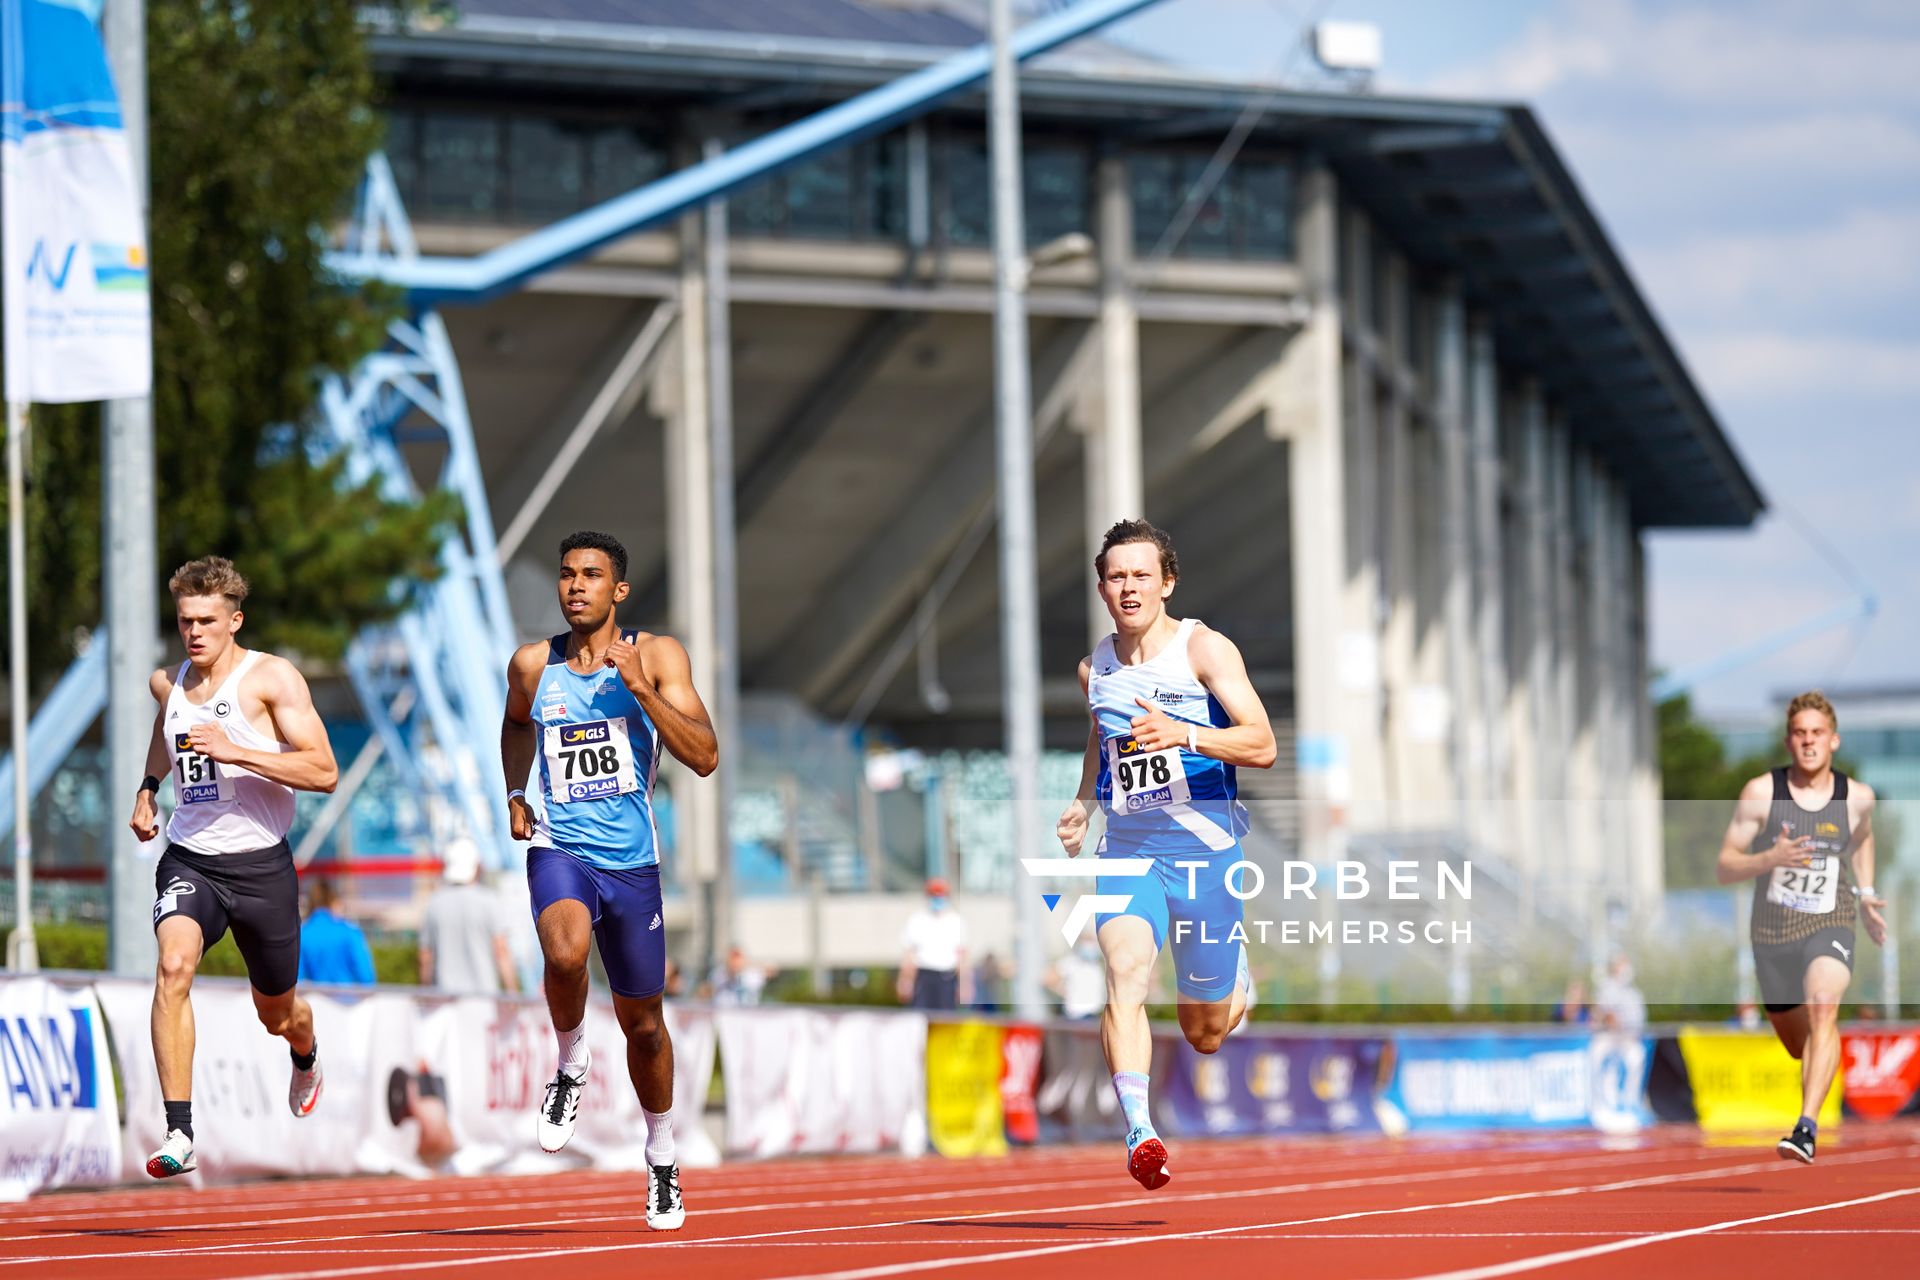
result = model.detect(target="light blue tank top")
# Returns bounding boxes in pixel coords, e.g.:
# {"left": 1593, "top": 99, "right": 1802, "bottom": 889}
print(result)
{"left": 530, "top": 632, "right": 661, "bottom": 870}
{"left": 1088, "top": 618, "right": 1246, "bottom": 857}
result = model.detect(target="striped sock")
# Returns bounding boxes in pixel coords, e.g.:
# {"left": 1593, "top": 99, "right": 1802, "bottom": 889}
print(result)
{"left": 1112, "top": 1071, "right": 1152, "bottom": 1133}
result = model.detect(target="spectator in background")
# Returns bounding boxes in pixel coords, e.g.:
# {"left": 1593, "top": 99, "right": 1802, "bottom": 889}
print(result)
{"left": 1049, "top": 927, "right": 1105, "bottom": 1020}
{"left": 663, "top": 957, "right": 686, "bottom": 999}
{"left": 897, "top": 877, "right": 970, "bottom": 1010}
{"left": 419, "top": 838, "right": 519, "bottom": 995}
{"left": 298, "top": 878, "right": 375, "bottom": 986}
{"left": 1594, "top": 954, "right": 1647, "bottom": 1032}
{"left": 710, "top": 946, "right": 769, "bottom": 1006}
{"left": 1552, "top": 976, "right": 1590, "bottom": 1025}
{"left": 970, "top": 952, "right": 1011, "bottom": 1012}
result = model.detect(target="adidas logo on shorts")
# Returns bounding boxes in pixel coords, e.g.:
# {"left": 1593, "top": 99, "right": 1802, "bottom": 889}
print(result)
{"left": 649, "top": 912, "right": 662, "bottom": 931}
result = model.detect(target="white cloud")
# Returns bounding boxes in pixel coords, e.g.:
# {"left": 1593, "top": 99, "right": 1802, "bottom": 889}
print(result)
{"left": 1629, "top": 206, "right": 1920, "bottom": 326}
{"left": 1688, "top": 332, "right": 1920, "bottom": 400}
{"left": 1421, "top": 0, "right": 1920, "bottom": 110}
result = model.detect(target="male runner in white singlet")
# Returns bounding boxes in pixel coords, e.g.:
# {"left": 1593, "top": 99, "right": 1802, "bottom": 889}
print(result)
{"left": 1057, "top": 519, "right": 1277, "bottom": 1189}
{"left": 128, "top": 557, "right": 340, "bottom": 1177}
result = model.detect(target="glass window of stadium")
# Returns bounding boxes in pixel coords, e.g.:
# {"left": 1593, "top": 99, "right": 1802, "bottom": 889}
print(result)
{"left": 1129, "top": 149, "right": 1295, "bottom": 260}
{"left": 941, "top": 135, "right": 1089, "bottom": 248}
{"left": 381, "top": 106, "right": 667, "bottom": 225}
{"left": 734, "top": 132, "right": 904, "bottom": 241}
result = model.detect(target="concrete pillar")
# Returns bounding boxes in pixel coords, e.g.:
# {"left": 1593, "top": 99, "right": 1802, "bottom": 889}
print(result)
{"left": 1627, "top": 529, "right": 1662, "bottom": 903}
{"left": 703, "top": 137, "right": 738, "bottom": 961}
{"left": 1548, "top": 417, "right": 1580, "bottom": 896}
{"left": 1434, "top": 287, "right": 1475, "bottom": 838}
{"left": 1338, "top": 208, "right": 1387, "bottom": 832}
{"left": 661, "top": 209, "right": 720, "bottom": 964}
{"left": 1520, "top": 384, "right": 1556, "bottom": 884}
{"left": 1466, "top": 321, "right": 1508, "bottom": 857}
{"left": 1085, "top": 153, "right": 1144, "bottom": 648}
{"left": 1567, "top": 447, "right": 1601, "bottom": 896}
{"left": 1377, "top": 254, "right": 1420, "bottom": 827}
{"left": 1278, "top": 163, "right": 1353, "bottom": 869}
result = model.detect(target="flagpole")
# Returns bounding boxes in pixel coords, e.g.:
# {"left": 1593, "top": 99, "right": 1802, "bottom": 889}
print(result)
{"left": 5, "top": 399, "right": 34, "bottom": 972}
{"left": 103, "top": 0, "right": 158, "bottom": 977}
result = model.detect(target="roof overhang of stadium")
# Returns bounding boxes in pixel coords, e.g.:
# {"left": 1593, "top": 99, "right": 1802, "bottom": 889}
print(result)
{"left": 366, "top": 12, "right": 1764, "bottom": 531}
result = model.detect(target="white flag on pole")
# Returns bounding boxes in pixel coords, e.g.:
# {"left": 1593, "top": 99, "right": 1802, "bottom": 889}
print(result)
{"left": 1, "top": 0, "right": 152, "bottom": 404}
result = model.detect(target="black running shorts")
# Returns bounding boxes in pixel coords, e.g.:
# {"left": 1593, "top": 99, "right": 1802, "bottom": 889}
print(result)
{"left": 152, "top": 841, "right": 301, "bottom": 997}
{"left": 1753, "top": 923, "right": 1855, "bottom": 1014}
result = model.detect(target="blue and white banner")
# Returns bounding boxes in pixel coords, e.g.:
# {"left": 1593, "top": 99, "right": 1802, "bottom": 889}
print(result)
{"left": 0, "top": 978, "right": 120, "bottom": 1199}
{"left": 1377, "top": 1032, "right": 1653, "bottom": 1133}
{"left": 1160, "top": 1034, "right": 1386, "bottom": 1137}
{"left": 1, "top": 0, "right": 151, "bottom": 403}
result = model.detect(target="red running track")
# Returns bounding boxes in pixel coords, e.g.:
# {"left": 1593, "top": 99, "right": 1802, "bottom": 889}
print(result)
{"left": 4, "top": 1122, "right": 1917, "bottom": 1279}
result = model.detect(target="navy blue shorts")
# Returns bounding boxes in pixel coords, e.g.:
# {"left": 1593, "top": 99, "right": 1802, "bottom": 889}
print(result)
{"left": 526, "top": 847, "right": 666, "bottom": 999}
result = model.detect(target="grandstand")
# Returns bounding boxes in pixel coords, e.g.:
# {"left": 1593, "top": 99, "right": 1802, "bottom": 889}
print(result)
{"left": 6, "top": 0, "right": 1764, "bottom": 979}
{"left": 353, "top": 0, "right": 1761, "bottom": 958}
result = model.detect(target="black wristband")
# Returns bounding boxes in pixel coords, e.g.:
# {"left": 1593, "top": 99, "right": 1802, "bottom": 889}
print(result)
{"left": 139, "top": 775, "right": 162, "bottom": 796}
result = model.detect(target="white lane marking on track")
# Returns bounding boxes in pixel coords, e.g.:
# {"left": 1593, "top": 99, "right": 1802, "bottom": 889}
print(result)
{"left": 0, "top": 1145, "right": 1424, "bottom": 1243}
{"left": 0, "top": 1142, "right": 1744, "bottom": 1262}
{"left": 744, "top": 1150, "right": 1920, "bottom": 1280}
{"left": 91, "top": 1143, "right": 1918, "bottom": 1280}
{"left": 0, "top": 1144, "right": 1436, "bottom": 1228}
{"left": 1397, "top": 1186, "right": 1920, "bottom": 1280}
{"left": 0, "top": 1142, "right": 1718, "bottom": 1247}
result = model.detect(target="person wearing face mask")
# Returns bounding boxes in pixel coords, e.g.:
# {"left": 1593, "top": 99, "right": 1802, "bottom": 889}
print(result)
{"left": 898, "top": 878, "right": 971, "bottom": 1010}
{"left": 1593, "top": 955, "right": 1645, "bottom": 1033}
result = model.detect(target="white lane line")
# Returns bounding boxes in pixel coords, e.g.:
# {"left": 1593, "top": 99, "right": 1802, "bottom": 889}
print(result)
{"left": 0, "top": 1142, "right": 1438, "bottom": 1229}
{"left": 1397, "top": 1186, "right": 1920, "bottom": 1280}
{"left": 0, "top": 1141, "right": 1747, "bottom": 1265}
{"left": 157, "top": 1144, "right": 1920, "bottom": 1280}
{"left": 744, "top": 1145, "right": 1920, "bottom": 1280}
{"left": 0, "top": 1141, "right": 1721, "bottom": 1250}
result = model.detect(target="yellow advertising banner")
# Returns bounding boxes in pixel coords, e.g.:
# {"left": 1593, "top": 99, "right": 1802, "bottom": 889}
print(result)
{"left": 1677, "top": 1028, "right": 1841, "bottom": 1133}
{"left": 926, "top": 1021, "right": 1008, "bottom": 1158}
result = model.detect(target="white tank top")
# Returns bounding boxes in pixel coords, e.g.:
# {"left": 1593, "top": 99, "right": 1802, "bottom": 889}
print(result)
{"left": 163, "top": 650, "right": 296, "bottom": 854}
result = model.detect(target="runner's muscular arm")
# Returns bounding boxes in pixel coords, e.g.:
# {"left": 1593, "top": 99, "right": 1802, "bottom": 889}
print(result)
{"left": 128, "top": 668, "right": 176, "bottom": 841}
{"left": 1849, "top": 781, "right": 1886, "bottom": 945}
{"left": 1059, "top": 660, "right": 1105, "bottom": 859}
{"left": 189, "top": 657, "right": 339, "bottom": 793}
{"left": 501, "top": 643, "right": 546, "bottom": 841}
{"left": 616, "top": 633, "right": 718, "bottom": 776}
{"left": 1055, "top": 659, "right": 1100, "bottom": 857}
{"left": 1715, "top": 775, "right": 1813, "bottom": 884}
{"left": 1131, "top": 627, "right": 1277, "bottom": 768}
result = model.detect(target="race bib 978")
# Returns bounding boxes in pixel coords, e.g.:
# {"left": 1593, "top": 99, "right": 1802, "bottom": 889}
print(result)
{"left": 1105, "top": 732, "right": 1192, "bottom": 815}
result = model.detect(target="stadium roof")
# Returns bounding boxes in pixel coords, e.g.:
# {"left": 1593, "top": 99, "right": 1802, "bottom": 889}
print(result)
{"left": 376, "top": 0, "right": 1764, "bottom": 529}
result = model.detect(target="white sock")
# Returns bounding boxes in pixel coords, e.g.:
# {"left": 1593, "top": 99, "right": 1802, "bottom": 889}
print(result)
{"left": 557, "top": 1020, "right": 590, "bottom": 1082}
{"left": 645, "top": 1108, "right": 675, "bottom": 1167}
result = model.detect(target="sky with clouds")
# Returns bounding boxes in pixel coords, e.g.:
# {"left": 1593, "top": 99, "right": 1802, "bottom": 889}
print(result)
{"left": 1097, "top": 0, "right": 1918, "bottom": 718}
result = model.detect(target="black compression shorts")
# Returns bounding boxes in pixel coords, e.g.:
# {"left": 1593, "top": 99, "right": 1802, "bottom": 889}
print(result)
{"left": 152, "top": 840, "right": 301, "bottom": 997}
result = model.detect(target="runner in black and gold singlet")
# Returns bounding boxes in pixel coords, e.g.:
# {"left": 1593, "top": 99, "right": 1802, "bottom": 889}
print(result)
{"left": 1716, "top": 691, "right": 1885, "bottom": 1164}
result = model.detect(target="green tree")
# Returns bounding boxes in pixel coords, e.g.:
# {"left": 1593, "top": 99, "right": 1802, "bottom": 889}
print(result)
{"left": 4, "top": 0, "right": 455, "bottom": 685}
